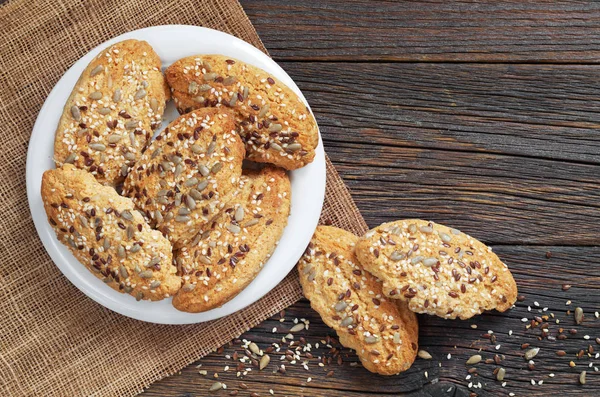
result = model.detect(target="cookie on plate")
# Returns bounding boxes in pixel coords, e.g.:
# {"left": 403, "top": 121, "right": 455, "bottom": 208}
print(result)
{"left": 298, "top": 226, "right": 419, "bottom": 375}
{"left": 124, "top": 108, "right": 245, "bottom": 248}
{"left": 41, "top": 164, "right": 181, "bottom": 301}
{"left": 54, "top": 39, "right": 168, "bottom": 186}
{"left": 355, "top": 219, "right": 518, "bottom": 320}
{"left": 165, "top": 55, "right": 319, "bottom": 170}
{"left": 173, "top": 166, "right": 291, "bottom": 313}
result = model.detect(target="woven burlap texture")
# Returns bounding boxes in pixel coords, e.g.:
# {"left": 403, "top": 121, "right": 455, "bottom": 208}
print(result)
{"left": 0, "top": 0, "right": 368, "bottom": 396}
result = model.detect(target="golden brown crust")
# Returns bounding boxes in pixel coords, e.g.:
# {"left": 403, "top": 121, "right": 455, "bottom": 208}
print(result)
{"left": 355, "top": 219, "right": 518, "bottom": 320}
{"left": 123, "top": 108, "right": 245, "bottom": 249}
{"left": 41, "top": 165, "right": 181, "bottom": 301}
{"left": 165, "top": 55, "right": 318, "bottom": 170}
{"left": 173, "top": 166, "right": 291, "bottom": 313}
{"left": 298, "top": 226, "right": 419, "bottom": 375}
{"left": 54, "top": 39, "right": 168, "bottom": 186}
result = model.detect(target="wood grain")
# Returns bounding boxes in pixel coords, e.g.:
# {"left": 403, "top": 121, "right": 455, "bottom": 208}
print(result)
{"left": 145, "top": 247, "right": 600, "bottom": 396}
{"left": 240, "top": 0, "right": 600, "bottom": 63}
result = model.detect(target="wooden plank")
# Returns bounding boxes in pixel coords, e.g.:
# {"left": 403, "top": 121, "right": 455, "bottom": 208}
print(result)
{"left": 240, "top": 0, "right": 600, "bottom": 63}
{"left": 145, "top": 246, "right": 600, "bottom": 396}
{"left": 282, "top": 62, "right": 600, "bottom": 164}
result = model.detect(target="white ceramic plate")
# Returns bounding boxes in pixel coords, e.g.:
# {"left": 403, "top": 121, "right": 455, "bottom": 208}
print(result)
{"left": 26, "top": 25, "right": 325, "bottom": 324}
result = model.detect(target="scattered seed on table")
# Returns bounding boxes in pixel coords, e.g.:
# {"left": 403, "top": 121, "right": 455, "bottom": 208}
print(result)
{"left": 524, "top": 348, "right": 540, "bottom": 360}
{"left": 497, "top": 367, "right": 506, "bottom": 381}
{"left": 575, "top": 307, "right": 584, "bottom": 324}
{"left": 466, "top": 355, "right": 482, "bottom": 365}
{"left": 418, "top": 350, "right": 432, "bottom": 360}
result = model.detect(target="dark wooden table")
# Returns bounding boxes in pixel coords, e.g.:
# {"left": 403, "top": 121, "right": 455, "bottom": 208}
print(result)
{"left": 144, "top": 2, "right": 600, "bottom": 396}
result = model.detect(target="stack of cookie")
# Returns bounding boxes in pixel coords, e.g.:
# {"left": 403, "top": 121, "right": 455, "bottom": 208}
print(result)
{"left": 298, "top": 222, "right": 518, "bottom": 375}
{"left": 42, "top": 40, "right": 318, "bottom": 311}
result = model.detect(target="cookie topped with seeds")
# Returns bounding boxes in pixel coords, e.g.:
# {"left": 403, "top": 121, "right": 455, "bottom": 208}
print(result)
{"left": 123, "top": 108, "right": 245, "bottom": 248}
{"left": 165, "top": 55, "right": 319, "bottom": 170}
{"left": 298, "top": 226, "right": 419, "bottom": 375}
{"left": 173, "top": 166, "right": 291, "bottom": 313}
{"left": 355, "top": 219, "right": 518, "bottom": 320}
{"left": 41, "top": 165, "right": 181, "bottom": 301}
{"left": 54, "top": 39, "right": 168, "bottom": 186}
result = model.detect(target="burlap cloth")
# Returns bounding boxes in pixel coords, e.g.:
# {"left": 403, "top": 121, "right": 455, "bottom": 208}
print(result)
{"left": 0, "top": 0, "right": 367, "bottom": 395}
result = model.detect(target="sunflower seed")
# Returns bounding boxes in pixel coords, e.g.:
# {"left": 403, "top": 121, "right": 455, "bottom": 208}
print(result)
{"left": 199, "top": 255, "right": 211, "bottom": 265}
{"left": 198, "top": 84, "right": 211, "bottom": 92}
{"left": 164, "top": 212, "right": 174, "bottom": 222}
{"left": 258, "top": 105, "right": 270, "bottom": 118}
{"left": 139, "top": 270, "right": 153, "bottom": 279}
{"left": 393, "top": 332, "right": 401, "bottom": 344}
{"left": 227, "top": 224, "right": 241, "bottom": 234}
{"left": 89, "top": 143, "right": 106, "bottom": 152}
{"left": 229, "top": 95, "right": 238, "bottom": 107}
{"left": 188, "top": 188, "right": 203, "bottom": 200}
{"left": 98, "top": 107, "right": 111, "bottom": 115}
{"left": 420, "top": 226, "right": 433, "bottom": 234}
{"left": 70, "top": 105, "right": 81, "bottom": 121}
{"left": 269, "top": 123, "right": 282, "bottom": 133}
{"left": 450, "top": 228, "right": 461, "bottom": 235}
{"left": 141, "top": 80, "right": 149, "bottom": 89}
{"left": 209, "top": 382, "right": 222, "bottom": 392}
{"left": 176, "top": 215, "right": 191, "bottom": 223}
{"left": 340, "top": 317, "right": 354, "bottom": 327}
{"left": 203, "top": 72, "right": 217, "bottom": 81}
{"left": 125, "top": 120, "right": 138, "bottom": 130}
{"left": 107, "top": 134, "right": 121, "bottom": 144}
{"left": 184, "top": 177, "right": 198, "bottom": 187}
{"left": 242, "top": 86, "right": 249, "bottom": 100}
{"left": 466, "top": 355, "right": 482, "bottom": 365}
{"left": 171, "top": 154, "right": 182, "bottom": 164}
{"left": 365, "top": 336, "right": 379, "bottom": 344}
{"left": 178, "top": 207, "right": 190, "bottom": 216}
{"left": 90, "top": 65, "right": 104, "bottom": 77}
{"left": 191, "top": 144, "right": 204, "bottom": 154}
{"left": 149, "top": 280, "right": 161, "bottom": 289}
{"left": 418, "top": 350, "right": 432, "bottom": 360}
{"left": 211, "top": 162, "right": 223, "bottom": 173}
{"left": 270, "top": 142, "right": 282, "bottom": 152}
{"left": 389, "top": 251, "right": 405, "bottom": 261}
{"left": 65, "top": 153, "right": 77, "bottom": 164}
{"left": 151, "top": 148, "right": 162, "bottom": 159}
{"left": 154, "top": 210, "right": 163, "bottom": 223}
{"left": 136, "top": 292, "right": 144, "bottom": 301}
{"left": 134, "top": 89, "right": 147, "bottom": 100}
{"left": 146, "top": 257, "right": 161, "bottom": 268}
{"left": 150, "top": 98, "right": 159, "bottom": 113}
{"left": 174, "top": 163, "right": 184, "bottom": 178}
{"left": 244, "top": 219, "right": 259, "bottom": 227}
{"left": 198, "top": 164, "right": 210, "bottom": 176}
{"left": 117, "top": 246, "right": 126, "bottom": 258}
{"left": 422, "top": 257, "right": 439, "bottom": 267}
{"left": 411, "top": 255, "right": 424, "bottom": 265}
{"left": 439, "top": 232, "right": 452, "bottom": 243}
{"left": 249, "top": 342, "right": 260, "bottom": 355}
{"left": 575, "top": 307, "right": 584, "bottom": 324}
{"left": 286, "top": 143, "right": 302, "bottom": 152}
{"left": 259, "top": 354, "right": 270, "bottom": 370}
{"left": 334, "top": 301, "right": 348, "bottom": 312}
{"left": 185, "top": 195, "right": 196, "bottom": 210}
{"left": 130, "top": 243, "right": 141, "bottom": 253}
{"left": 234, "top": 206, "right": 245, "bottom": 222}
{"left": 103, "top": 238, "right": 111, "bottom": 251}
{"left": 113, "top": 89, "right": 121, "bottom": 103}
{"left": 126, "top": 225, "right": 135, "bottom": 239}
{"left": 203, "top": 62, "right": 212, "bottom": 72}
{"left": 497, "top": 367, "right": 506, "bottom": 381}
{"left": 182, "top": 283, "right": 196, "bottom": 292}
{"left": 119, "top": 265, "right": 128, "bottom": 278}
{"left": 78, "top": 215, "right": 88, "bottom": 227}
{"left": 88, "top": 91, "right": 102, "bottom": 100}
{"left": 524, "top": 347, "right": 540, "bottom": 360}
{"left": 580, "top": 371, "right": 586, "bottom": 385}
{"left": 290, "top": 323, "right": 305, "bottom": 333}
{"left": 207, "top": 141, "right": 216, "bottom": 155}
{"left": 223, "top": 76, "right": 237, "bottom": 85}
{"left": 125, "top": 151, "right": 135, "bottom": 161}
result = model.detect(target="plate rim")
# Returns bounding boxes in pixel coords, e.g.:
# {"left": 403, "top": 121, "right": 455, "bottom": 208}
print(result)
{"left": 26, "top": 25, "right": 325, "bottom": 324}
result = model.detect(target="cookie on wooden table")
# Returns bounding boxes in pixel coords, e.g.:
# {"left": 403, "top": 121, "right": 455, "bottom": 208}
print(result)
{"left": 123, "top": 108, "right": 245, "bottom": 249}
{"left": 54, "top": 39, "right": 168, "bottom": 186}
{"left": 173, "top": 166, "right": 291, "bottom": 313}
{"left": 165, "top": 55, "right": 319, "bottom": 170}
{"left": 41, "top": 164, "right": 181, "bottom": 301}
{"left": 355, "top": 219, "right": 518, "bottom": 320}
{"left": 298, "top": 226, "right": 419, "bottom": 375}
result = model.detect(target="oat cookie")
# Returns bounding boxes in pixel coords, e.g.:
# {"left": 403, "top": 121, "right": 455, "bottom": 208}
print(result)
{"left": 54, "top": 39, "right": 168, "bottom": 186}
{"left": 165, "top": 55, "right": 319, "bottom": 170}
{"left": 173, "top": 166, "right": 291, "bottom": 313}
{"left": 355, "top": 219, "right": 518, "bottom": 320}
{"left": 298, "top": 226, "right": 419, "bottom": 375}
{"left": 41, "top": 165, "right": 181, "bottom": 301}
{"left": 124, "top": 108, "right": 245, "bottom": 248}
